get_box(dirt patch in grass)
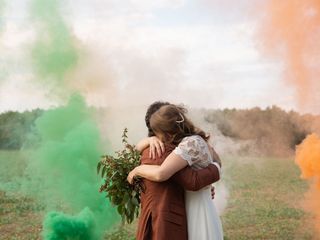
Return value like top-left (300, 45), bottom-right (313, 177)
top-left (0, 191), bottom-right (43, 240)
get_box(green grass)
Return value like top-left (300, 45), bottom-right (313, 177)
top-left (0, 151), bottom-right (317, 239)
top-left (0, 150), bottom-right (27, 183)
top-left (221, 156), bottom-right (314, 240)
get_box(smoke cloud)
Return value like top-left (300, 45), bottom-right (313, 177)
top-left (0, 0), bottom-right (5, 33)
top-left (22, 94), bottom-right (119, 239)
top-left (295, 133), bottom-right (320, 235)
top-left (258, 0), bottom-right (320, 112)
top-left (43, 208), bottom-right (98, 240)
top-left (30, 0), bottom-right (79, 84)
top-left (0, 0), bottom-right (6, 82)
top-left (258, 0), bottom-right (320, 235)
top-left (14, 0), bottom-right (121, 239)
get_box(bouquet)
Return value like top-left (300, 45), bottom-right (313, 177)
top-left (97, 128), bottom-right (143, 224)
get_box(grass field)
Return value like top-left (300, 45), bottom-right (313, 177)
top-left (221, 156), bottom-right (316, 240)
top-left (0, 151), bottom-right (317, 239)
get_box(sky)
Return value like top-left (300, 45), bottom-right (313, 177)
top-left (0, 0), bottom-right (312, 113)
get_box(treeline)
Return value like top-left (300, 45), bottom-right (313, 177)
top-left (204, 106), bottom-right (320, 156)
top-left (0, 109), bottom-right (43, 149)
top-left (1, 106), bottom-right (319, 156)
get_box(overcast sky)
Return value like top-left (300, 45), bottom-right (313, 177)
top-left (0, 0), bottom-right (307, 113)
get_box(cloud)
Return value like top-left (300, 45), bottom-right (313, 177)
top-left (0, 0), bottom-right (311, 113)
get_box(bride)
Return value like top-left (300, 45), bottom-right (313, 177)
top-left (128, 104), bottom-right (223, 240)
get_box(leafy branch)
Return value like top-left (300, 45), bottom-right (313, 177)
top-left (97, 128), bottom-right (143, 224)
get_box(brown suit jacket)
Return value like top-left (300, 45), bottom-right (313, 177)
top-left (136, 145), bottom-right (220, 240)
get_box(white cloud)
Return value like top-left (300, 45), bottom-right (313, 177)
top-left (0, 0), bottom-right (308, 113)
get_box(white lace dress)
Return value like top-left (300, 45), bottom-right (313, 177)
top-left (174, 135), bottom-right (223, 240)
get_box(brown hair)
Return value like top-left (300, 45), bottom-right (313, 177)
top-left (150, 104), bottom-right (209, 145)
top-left (145, 101), bottom-right (170, 137)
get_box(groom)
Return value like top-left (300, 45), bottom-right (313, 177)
top-left (136, 101), bottom-right (221, 240)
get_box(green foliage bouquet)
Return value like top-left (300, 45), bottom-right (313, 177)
top-left (97, 128), bottom-right (143, 224)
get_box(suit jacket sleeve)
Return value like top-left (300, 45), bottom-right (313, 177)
top-left (171, 164), bottom-right (220, 191)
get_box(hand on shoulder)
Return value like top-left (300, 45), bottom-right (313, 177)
top-left (135, 136), bottom-right (165, 159)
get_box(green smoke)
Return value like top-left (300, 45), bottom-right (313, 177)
top-left (43, 208), bottom-right (98, 240)
top-left (30, 0), bottom-right (78, 82)
top-left (24, 1), bottom-right (120, 238)
top-left (23, 94), bottom-right (119, 239)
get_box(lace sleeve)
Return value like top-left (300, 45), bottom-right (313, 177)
top-left (173, 136), bottom-right (206, 166)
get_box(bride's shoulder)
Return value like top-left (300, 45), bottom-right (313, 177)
top-left (179, 135), bottom-right (204, 148)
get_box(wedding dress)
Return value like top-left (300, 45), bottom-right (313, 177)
top-left (174, 135), bottom-right (223, 240)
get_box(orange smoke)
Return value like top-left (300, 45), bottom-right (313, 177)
top-left (259, 0), bottom-right (320, 109)
top-left (295, 133), bottom-right (320, 233)
top-left (260, 2), bottom-right (320, 233)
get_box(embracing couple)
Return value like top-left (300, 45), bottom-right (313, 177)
top-left (127, 101), bottom-right (223, 240)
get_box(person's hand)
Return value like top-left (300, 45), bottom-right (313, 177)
top-left (127, 168), bottom-right (138, 184)
top-left (211, 185), bottom-right (215, 199)
top-left (148, 136), bottom-right (165, 159)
